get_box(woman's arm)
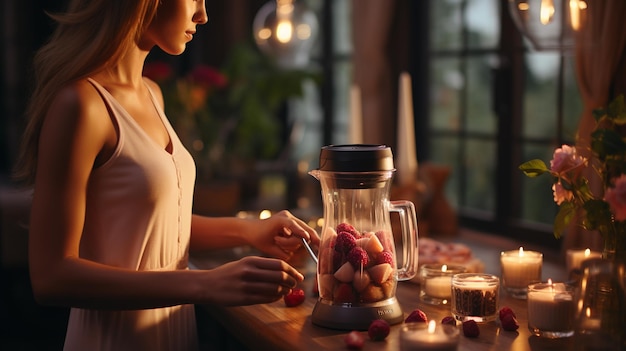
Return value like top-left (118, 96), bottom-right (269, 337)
top-left (189, 211), bottom-right (320, 260)
top-left (28, 81), bottom-right (302, 310)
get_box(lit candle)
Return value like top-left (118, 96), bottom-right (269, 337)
top-left (566, 248), bottom-right (601, 272)
top-left (527, 279), bottom-right (575, 338)
top-left (400, 320), bottom-right (459, 351)
top-left (349, 84), bottom-right (363, 144)
top-left (500, 247), bottom-right (543, 299)
top-left (396, 72), bottom-right (418, 186)
top-left (420, 264), bottom-right (466, 305)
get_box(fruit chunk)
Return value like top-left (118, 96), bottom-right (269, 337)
top-left (368, 319), bottom-right (390, 341)
top-left (404, 309), bottom-right (428, 323)
top-left (334, 283), bottom-right (356, 303)
top-left (347, 247), bottom-right (369, 269)
top-left (359, 284), bottom-right (384, 303)
top-left (441, 316), bottom-right (456, 326)
top-left (336, 231), bottom-right (357, 253)
top-left (368, 263), bottom-right (393, 284)
top-left (462, 320), bottom-right (480, 337)
top-left (318, 247), bottom-right (335, 274)
top-left (500, 313), bottom-right (519, 331)
top-left (364, 234), bottom-right (384, 256)
top-left (318, 273), bottom-right (335, 298)
top-left (334, 262), bottom-right (355, 283)
top-left (375, 251), bottom-right (394, 265)
top-left (283, 288), bottom-right (305, 307)
top-left (499, 306), bottom-right (516, 320)
top-left (337, 223), bottom-right (360, 237)
top-left (353, 271), bottom-right (371, 292)
top-left (344, 330), bottom-right (364, 349)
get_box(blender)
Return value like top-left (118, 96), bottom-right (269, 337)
top-left (305, 144), bottom-right (418, 330)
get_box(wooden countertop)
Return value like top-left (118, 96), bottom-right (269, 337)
top-left (191, 229), bottom-right (573, 351)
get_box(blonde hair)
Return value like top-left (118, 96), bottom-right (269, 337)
top-left (13, 0), bottom-right (160, 185)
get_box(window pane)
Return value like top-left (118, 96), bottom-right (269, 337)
top-left (431, 57), bottom-right (462, 132)
top-left (431, 0), bottom-right (463, 51)
top-left (466, 55), bottom-right (497, 134)
top-left (463, 138), bottom-right (496, 212)
top-left (522, 52), bottom-right (559, 139)
top-left (465, 0), bottom-right (499, 49)
top-left (430, 136), bottom-right (460, 209)
top-left (562, 56), bottom-right (582, 142)
top-left (332, 0), bottom-right (352, 55)
top-left (332, 60), bottom-right (352, 144)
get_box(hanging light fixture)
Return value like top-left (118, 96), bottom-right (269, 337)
top-left (253, 0), bottom-right (318, 69)
top-left (508, 0), bottom-right (588, 51)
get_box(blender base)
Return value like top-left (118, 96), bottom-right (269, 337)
top-left (311, 297), bottom-right (404, 330)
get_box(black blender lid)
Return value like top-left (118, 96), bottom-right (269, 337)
top-left (318, 144), bottom-right (395, 172)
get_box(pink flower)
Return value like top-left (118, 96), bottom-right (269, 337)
top-left (605, 175), bottom-right (626, 221)
top-left (550, 145), bottom-right (587, 180)
top-left (143, 62), bottom-right (173, 82)
top-left (552, 182), bottom-right (574, 205)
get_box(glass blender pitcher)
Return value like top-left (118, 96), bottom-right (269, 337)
top-left (308, 144), bottom-right (418, 330)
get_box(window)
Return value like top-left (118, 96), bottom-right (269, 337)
top-left (416, 0), bottom-right (582, 249)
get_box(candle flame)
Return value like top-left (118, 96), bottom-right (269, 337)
top-left (584, 248), bottom-right (591, 257)
top-left (441, 264), bottom-right (448, 273)
top-left (518, 247), bottom-right (525, 257)
top-left (540, 0), bottom-right (555, 25)
top-left (585, 307), bottom-right (591, 318)
top-left (427, 320), bottom-right (436, 334)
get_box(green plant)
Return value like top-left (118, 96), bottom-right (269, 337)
top-left (519, 95), bottom-right (626, 240)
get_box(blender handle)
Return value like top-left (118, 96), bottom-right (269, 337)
top-left (389, 200), bottom-right (418, 281)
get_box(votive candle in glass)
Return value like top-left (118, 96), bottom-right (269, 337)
top-left (566, 248), bottom-right (601, 273)
top-left (500, 247), bottom-right (542, 299)
top-left (400, 320), bottom-right (460, 351)
top-left (420, 264), bottom-right (467, 305)
top-left (527, 280), bottom-right (575, 338)
top-left (451, 273), bottom-right (499, 323)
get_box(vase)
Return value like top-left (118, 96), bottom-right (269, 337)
top-left (601, 220), bottom-right (626, 265)
top-left (572, 258), bottom-right (626, 350)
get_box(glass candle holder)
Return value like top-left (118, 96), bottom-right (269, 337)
top-left (451, 273), bottom-right (499, 323)
top-left (500, 247), bottom-right (542, 299)
top-left (565, 248), bottom-right (601, 273)
top-left (527, 280), bottom-right (575, 338)
top-left (419, 264), bottom-right (467, 306)
top-left (399, 320), bottom-right (460, 351)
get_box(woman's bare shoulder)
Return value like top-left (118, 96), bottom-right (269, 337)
top-left (47, 79), bottom-right (108, 123)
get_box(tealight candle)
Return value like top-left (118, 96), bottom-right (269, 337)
top-left (527, 279), bottom-right (575, 338)
top-left (500, 247), bottom-right (542, 299)
top-left (400, 320), bottom-right (460, 351)
top-left (566, 248), bottom-right (602, 273)
top-left (420, 264), bottom-right (467, 305)
top-left (451, 273), bottom-right (499, 323)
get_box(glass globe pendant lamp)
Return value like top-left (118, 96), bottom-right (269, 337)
top-left (253, 0), bottom-right (319, 69)
top-left (508, 0), bottom-right (588, 51)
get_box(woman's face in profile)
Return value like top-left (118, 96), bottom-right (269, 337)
top-left (141, 0), bottom-right (208, 55)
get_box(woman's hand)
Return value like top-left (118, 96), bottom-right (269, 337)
top-left (248, 210), bottom-right (320, 261)
top-left (201, 256), bottom-right (303, 306)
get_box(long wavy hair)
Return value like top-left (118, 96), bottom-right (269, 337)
top-left (13, 0), bottom-right (160, 185)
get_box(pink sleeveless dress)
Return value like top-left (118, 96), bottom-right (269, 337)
top-left (63, 78), bottom-right (199, 351)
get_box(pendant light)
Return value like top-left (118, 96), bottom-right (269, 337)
top-left (508, 0), bottom-right (588, 51)
top-left (253, 0), bottom-right (318, 69)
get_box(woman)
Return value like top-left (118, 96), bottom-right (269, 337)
top-left (13, 0), bottom-right (319, 350)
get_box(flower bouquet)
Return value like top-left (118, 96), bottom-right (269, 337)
top-left (519, 95), bottom-right (626, 260)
